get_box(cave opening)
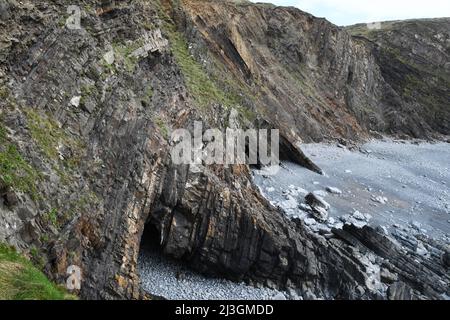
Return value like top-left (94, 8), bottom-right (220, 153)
top-left (139, 221), bottom-right (163, 257)
top-left (137, 218), bottom-right (287, 300)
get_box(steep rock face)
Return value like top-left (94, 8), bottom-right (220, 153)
top-left (347, 19), bottom-right (450, 137)
top-left (0, 0), bottom-right (448, 300)
top-left (150, 159), bottom-right (450, 299)
top-left (179, 0), bottom-right (376, 142)
top-left (179, 0), bottom-right (449, 140)
top-left (0, 0), bottom-right (184, 299)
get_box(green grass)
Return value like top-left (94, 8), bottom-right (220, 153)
top-left (25, 109), bottom-right (64, 161)
top-left (141, 85), bottom-right (154, 108)
top-left (40, 234), bottom-right (50, 244)
top-left (0, 243), bottom-right (76, 300)
top-left (79, 83), bottom-right (97, 107)
top-left (100, 57), bottom-right (117, 78)
top-left (25, 109), bottom-right (85, 177)
top-left (141, 21), bottom-right (156, 31)
top-left (345, 24), bottom-right (378, 37)
top-left (169, 30), bottom-right (239, 109)
top-left (154, 116), bottom-right (169, 140)
top-left (112, 41), bottom-right (142, 73)
top-left (43, 208), bottom-right (59, 229)
top-left (57, 192), bottom-right (100, 228)
top-left (380, 47), bottom-right (450, 116)
top-left (156, 1), bottom-right (256, 123)
top-left (29, 246), bottom-right (46, 270)
top-left (0, 109), bottom-right (41, 199)
top-left (169, 28), bottom-right (258, 121)
top-left (0, 86), bottom-right (8, 100)
top-left (0, 144), bottom-right (41, 199)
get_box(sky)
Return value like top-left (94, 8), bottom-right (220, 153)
top-left (250, 0), bottom-right (450, 26)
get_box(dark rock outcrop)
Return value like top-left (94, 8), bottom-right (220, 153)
top-left (305, 192), bottom-right (330, 222)
top-left (443, 247), bottom-right (450, 268)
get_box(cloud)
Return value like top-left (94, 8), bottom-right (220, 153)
top-left (250, 0), bottom-right (450, 25)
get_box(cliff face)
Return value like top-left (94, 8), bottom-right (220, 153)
top-left (179, 0), bottom-right (449, 141)
top-left (347, 18), bottom-right (450, 137)
top-left (0, 0), bottom-right (449, 300)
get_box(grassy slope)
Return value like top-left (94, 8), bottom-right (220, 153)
top-left (0, 244), bottom-right (76, 300)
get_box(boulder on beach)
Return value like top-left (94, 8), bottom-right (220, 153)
top-left (305, 192), bottom-right (331, 222)
top-left (305, 192), bottom-right (331, 211)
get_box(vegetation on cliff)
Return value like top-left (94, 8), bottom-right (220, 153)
top-left (0, 243), bottom-right (75, 300)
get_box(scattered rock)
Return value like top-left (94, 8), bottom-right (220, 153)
top-left (369, 131), bottom-right (384, 139)
top-left (317, 224), bottom-right (332, 235)
top-left (305, 192), bottom-right (330, 222)
top-left (130, 29), bottom-right (169, 58)
top-left (17, 207), bottom-right (35, 221)
top-left (415, 242), bottom-right (429, 257)
top-left (20, 220), bottom-right (40, 244)
top-left (70, 96), bottom-right (81, 108)
top-left (272, 292), bottom-right (287, 300)
top-left (371, 195), bottom-right (388, 204)
top-left (279, 195), bottom-right (298, 210)
top-left (311, 207), bottom-right (329, 222)
top-left (326, 186), bottom-right (342, 195)
top-left (304, 218), bottom-right (317, 226)
top-left (299, 203), bottom-right (311, 212)
top-left (410, 221), bottom-right (422, 231)
top-left (380, 268), bottom-right (398, 284)
top-left (295, 187), bottom-right (309, 195)
top-left (287, 288), bottom-right (302, 300)
top-left (313, 190), bottom-right (328, 198)
top-left (387, 282), bottom-right (413, 300)
top-left (4, 191), bottom-right (18, 207)
top-left (283, 185), bottom-right (308, 197)
top-left (3, 0), bottom-right (450, 302)
top-left (376, 225), bottom-right (390, 235)
top-left (303, 290), bottom-right (317, 300)
top-left (175, 271), bottom-right (186, 282)
top-left (352, 210), bottom-right (367, 221)
top-left (340, 212), bottom-right (370, 229)
top-left (103, 50), bottom-right (115, 65)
